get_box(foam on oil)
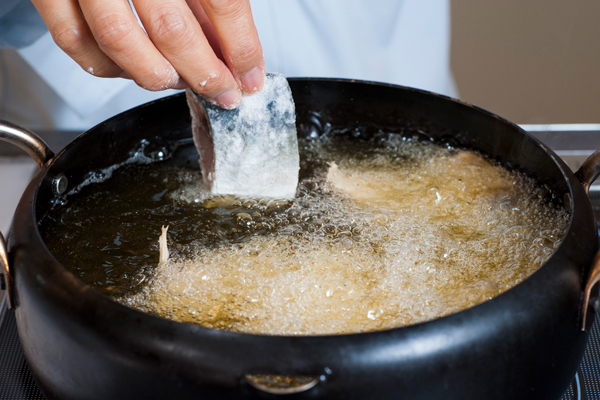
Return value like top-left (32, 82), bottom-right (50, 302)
top-left (106, 134), bottom-right (569, 335)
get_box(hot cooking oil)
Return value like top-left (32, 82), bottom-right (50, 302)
top-left (40, 131), bottom-right (569, 335)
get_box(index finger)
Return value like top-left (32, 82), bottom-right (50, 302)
top-left (31, 0), bottom-right (123, 77)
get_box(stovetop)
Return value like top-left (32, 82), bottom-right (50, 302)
top-left (0, 125), bottom-right (599, 399)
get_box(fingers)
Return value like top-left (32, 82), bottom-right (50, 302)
top-left (33, 0), bottom-right (265, 108)
top-left (185, 0), bottom-right (225, 62)
top-left (79, 0), bottom-right (183, 92)
top-left (132, 0), bottom-right (241, 107)
top-left (199, 0), bottom-right (265, 94)
top-left (31, 0), bottom-right (123, 77)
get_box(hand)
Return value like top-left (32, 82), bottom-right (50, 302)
top-left (31, 0), bottom-right (265, 109)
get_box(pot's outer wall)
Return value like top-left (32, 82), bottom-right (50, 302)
top-left (8, 79), bottom-right (596, 400)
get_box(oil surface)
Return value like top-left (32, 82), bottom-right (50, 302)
top-left (40, 131), bottom-right (569, 335)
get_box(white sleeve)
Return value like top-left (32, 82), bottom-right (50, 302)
top-left (18, 33), bottom-right (131, 118)
top-left (0, 33), bottom-right (174, 131)
top-left (251, 0), bottom-right (456, 97)
top-left (0, 0), bottom-right (48, 49)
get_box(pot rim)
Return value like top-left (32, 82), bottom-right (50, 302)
top-left (22, 78), bottom-right (595, 341)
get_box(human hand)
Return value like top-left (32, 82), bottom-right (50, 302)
top-left (31, 0), bottom-right (265, 109)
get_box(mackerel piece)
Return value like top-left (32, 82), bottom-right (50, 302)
top-left (186, 73), bottom-right (299, 199)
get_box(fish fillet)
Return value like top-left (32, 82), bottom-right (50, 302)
top-left (186, 73), bottom-right (299, 199)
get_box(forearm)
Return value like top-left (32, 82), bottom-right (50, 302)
top-left (0, 0), bottom-right (47, 48)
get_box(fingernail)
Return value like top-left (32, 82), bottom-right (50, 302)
top-left (240, 67), bottom-right (264, 94)
top-left (171, 77), bottom-right (189, 90)
top-left (214, 89), bottom-right (241, 109)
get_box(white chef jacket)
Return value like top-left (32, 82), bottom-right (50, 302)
top-left (0, 0), bottom-right (456, 131)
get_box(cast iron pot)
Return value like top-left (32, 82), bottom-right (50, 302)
top-left (1, 79), bottom-right (599, 400)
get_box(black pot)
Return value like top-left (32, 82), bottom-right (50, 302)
top-left (1, 79), bottom-right (599, 400)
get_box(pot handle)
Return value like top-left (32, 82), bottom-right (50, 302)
top-left (0, 120), bottom-right (54, 168)
top-left (0, 234), bottom-right (10, 308)
top-left (575, 150), bottom-right (600, 331)
top-left (0, 120), bottom-right (55, 309)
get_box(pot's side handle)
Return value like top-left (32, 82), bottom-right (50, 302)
top-left (0, 233), bottom-right (10, 308)
top-left (576, 149), bottom-right (600, 195)
top-left (0, 120), bottom-right (54, 168)
top-left (0, 120), bottom-right (55, 309)
top-left (581, 252), bottom-right (600, 331)
top-left (575, 150), bottom-right (600, 331)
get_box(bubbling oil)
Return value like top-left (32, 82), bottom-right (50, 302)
top-left (122, 135), bottom-right (567, 335)
top-left (40, 132), bottom-right (569, 336)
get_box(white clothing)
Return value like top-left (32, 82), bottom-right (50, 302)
top-left (0, 0), bottom-right (456, 131)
